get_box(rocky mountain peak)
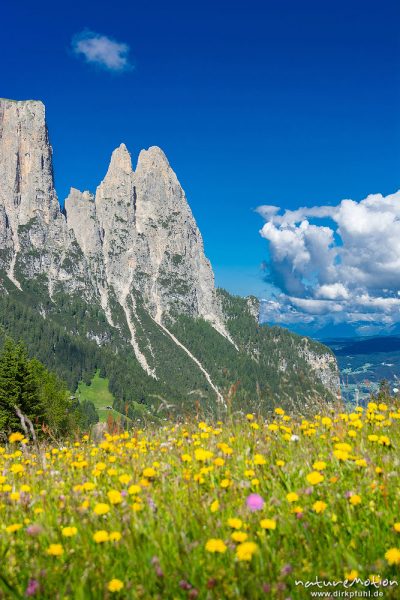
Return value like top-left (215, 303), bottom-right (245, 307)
top-left (136, 146), bottom-right (170, 171)
top-left (106, 143), bottom-right (133, 178)
top-left (0, 98), bottom-right (340, 406)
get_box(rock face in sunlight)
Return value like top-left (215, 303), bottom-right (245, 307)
top-left (0, 98), bottom-right (339, 414)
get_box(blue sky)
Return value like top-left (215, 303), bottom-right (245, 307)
top-left (2, 0), bottom-right (399, 304)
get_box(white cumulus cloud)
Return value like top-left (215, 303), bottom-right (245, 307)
top-left (71, 30), bottom-right (133, 72)
top-left (257, 190), bottom-right (400, 333)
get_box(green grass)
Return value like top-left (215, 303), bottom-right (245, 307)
top-left (76, 371), bottom-right (125, 423)
top-left (0, 400), bottom-right (399, 598)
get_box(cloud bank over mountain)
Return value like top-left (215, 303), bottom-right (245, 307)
top-left (257, 190), bottom-right (400, 336)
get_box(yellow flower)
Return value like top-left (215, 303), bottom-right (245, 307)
top-left (128, 484), bottom-right (141, 495)
top-left (47, 544), bottom-right (64, 556)
top-left (93, 503), bottom-right (110, 515)
top-left (10, 464), bottom-right (24, 474)
top-left (219, 444), bottom-right (233, 456)
top-left (205, 538), bottom-right (227, 553)
top-left (107, 579), bottom-right (124, 593)
top-left (312, 501), bottom-right (327, 514)
top-left (334, 442), bottom-right (352, 452)
top-left (118, 474), bottom-right (131, 485)
top-left (268, 424), bottom-right (279, 432)
top-left (394, 523), bottom-right (400, 533)
top-left (306, 471), bottom-right (324, 485)
top-left (253, 454), bottom-right (266, 465)
top-left (181, 453), bottom-right (192, 462)
top-left (231, 531), bottom-right (248, 542)
top-left (227, 518), bottom-right (242, 529)
top-left (276, 460), bottom-right (285, 467)
top-left (344, 569), bottom-right (358, 581)
top-left (236, 541), bottom-right (258, 561)
top-left (93, 530), bottom-right (109, 543)
top-left (312, 461), bottom-right (327, 471)
top-left (8, 432), bottom-right (24, 443)
top-left (131, 502), bottom-right (143, 512)
top-left (349, 495), bottom-right (362, 506)
top-left (82, 482), bottom-right (96, 492)
top-left (107, 490), bottom-right (123, 505)
top-left (214, 457), bottom-right (225, 467)
top-left (260, 518), bottom-right (276, 530)
top-left (194, 449), bottom-right (213, 462)
top-left (333, 450), bottom-right (349, 461)
top-left (143, 466), bottom-right (157, 478)
top-left (62, 526), bottom-right (77, 537)
top-left (368, 434), bottom-right (379, 442)
top-left (275, 407), bottom-right (284, 415)
top-left (246, 413), bottom-right (254, 420)
top-left (210, 500), bottom-right (219, 513)
top-left (379, 436), bottom-right (391, 447)
top-left (286, 492), bottom-right (299, 503)
top-left (220, 478), bottom-right (231, 488)
top-left (385, 548), bottom-right (400, 565)
top-left (6, 523), bottom-right (23, 533)
top-left (109, 531), bottom-right (122, 542)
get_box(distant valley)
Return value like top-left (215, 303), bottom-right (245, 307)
top-left (326, 336), bottom-right (400, 403)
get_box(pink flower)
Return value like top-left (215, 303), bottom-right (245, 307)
top-left (246, 493), bottom-right (265, 511)
top-left (26, 524), bottom-right (42, 537)
top-left (25, 579), bottom-right (40, 596)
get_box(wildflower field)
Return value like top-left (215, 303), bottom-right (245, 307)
top-left (0, 402), bottom-right (399, 599)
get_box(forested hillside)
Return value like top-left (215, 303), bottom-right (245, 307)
top-left (0, 279), bottom-right (338, 419)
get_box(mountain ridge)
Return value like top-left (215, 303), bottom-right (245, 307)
top-left (0, 98), bottom-right (340, 416)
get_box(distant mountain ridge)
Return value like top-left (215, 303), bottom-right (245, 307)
top-left (330, 336), bottom-right (400, 356)
top-left (0, 98), bottom-right (339, 416)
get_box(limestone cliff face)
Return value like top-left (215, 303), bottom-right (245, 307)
top-left (64, 143), bottom-right (227, 338)
top-left (0, 99), bottom-right (85, 294)
top-left (0, 98), bottom-right (230, 380)
top-left (0, 99), bottom-right (226, 326)
top-left (0, 100), bottom-right (59, 287)
top-left (0, 100), bottom-right (58, 226)
top-left (0, 98), bottom-right (340, 402)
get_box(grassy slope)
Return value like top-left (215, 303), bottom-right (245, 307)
top-left (76, 371), bottom-right (124, 423)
